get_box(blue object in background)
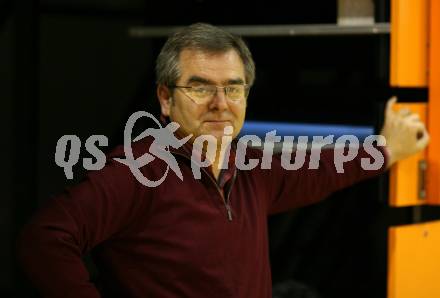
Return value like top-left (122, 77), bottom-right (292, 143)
top-left (240, 121), bottom-right (375, 141)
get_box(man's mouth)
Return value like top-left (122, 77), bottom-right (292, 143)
top-left (203, 119), bottom-right (231, 123)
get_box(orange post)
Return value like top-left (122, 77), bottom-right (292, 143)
top-left (427, 0), bottom-right (440, 205)
top-left (390, 0), bottom-right (429, 87)
top-left (388, 221), bottom-right (440, 298)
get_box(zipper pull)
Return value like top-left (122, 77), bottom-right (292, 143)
top-left (226, 205), bottom-right (233, 221)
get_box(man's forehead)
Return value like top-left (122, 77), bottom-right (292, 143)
top-left (178, 49), bottom-right (245, 83)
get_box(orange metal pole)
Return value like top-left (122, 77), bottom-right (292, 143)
top-left (390, 0), bottom-right (429, 87)
top-left (427, 0), bottom-right (440, 205)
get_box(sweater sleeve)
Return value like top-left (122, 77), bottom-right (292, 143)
top-left (16, 147), bottom-right (147, 298)
top-left (267, 145), bottom-right (389, 215)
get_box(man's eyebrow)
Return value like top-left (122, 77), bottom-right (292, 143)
top-left (225, 78), bottom-right (245, 85)
top-left (186, 76), bottom-right (214, 85)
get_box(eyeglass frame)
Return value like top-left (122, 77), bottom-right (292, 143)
top-left (168, 84), bottom-right (251, 105)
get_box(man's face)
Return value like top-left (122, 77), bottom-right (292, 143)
top-left (160, 48), bottom-right (247, 143)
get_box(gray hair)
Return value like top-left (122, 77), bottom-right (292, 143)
top-left (155, 23), bottom-right (255, 87)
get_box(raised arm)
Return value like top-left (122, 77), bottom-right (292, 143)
top-left (267, 97), bottom-right (429, 215)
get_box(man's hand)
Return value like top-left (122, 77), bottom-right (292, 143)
top-left (380, 97), bottom-right (430, 168)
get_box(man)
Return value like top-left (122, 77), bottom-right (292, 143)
top-left (18, 23), bottom-right (429, 298)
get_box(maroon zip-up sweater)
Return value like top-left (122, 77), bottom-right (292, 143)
top-left (17, 136), bottom-right (388, 298)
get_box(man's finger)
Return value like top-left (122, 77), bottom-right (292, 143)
top-left (410, 121), bottom-right (426, 131)
top-left (398, 108), bottom-right (412, 117)
top-left (406, 113), bottom-right (421, 122)
top-left (386, 96), bottom-right (397, 118)
top-left (408, 121), bottom-right (428, 141)
top-left (416, 129), bottom-right (430, 150)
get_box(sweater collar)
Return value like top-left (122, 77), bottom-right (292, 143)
top-left (159, 114), bottom-right (238, 184)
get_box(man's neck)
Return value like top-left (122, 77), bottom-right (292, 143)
top-left (208, 144), bottom-right (230, 180)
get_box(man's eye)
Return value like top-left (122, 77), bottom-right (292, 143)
top-left (227, 86), bottom-right (243, 96)
top-left (228, 87), bottom-right (240, 94)
top-left (192, 87), bottom-right (210, 94)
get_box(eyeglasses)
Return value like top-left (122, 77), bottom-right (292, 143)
top-left (169, 84), bottom-right (250, 105)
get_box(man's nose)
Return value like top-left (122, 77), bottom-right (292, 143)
top-left (209, 88), bottom-right (228, 110)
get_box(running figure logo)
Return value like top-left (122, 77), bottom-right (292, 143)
top-left (114, 111), bottom-right (192, 187)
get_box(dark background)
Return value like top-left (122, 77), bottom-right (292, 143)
top-left (2, 0), bottom-right (440, 297)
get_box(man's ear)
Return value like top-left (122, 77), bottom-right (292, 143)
top-left (157, 84), bottom-right (172, 116)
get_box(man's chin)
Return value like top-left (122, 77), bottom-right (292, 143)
top-left (203, 120), bottom-right (231, 128)
top-left (202, 126), bottom-right (234, 139)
